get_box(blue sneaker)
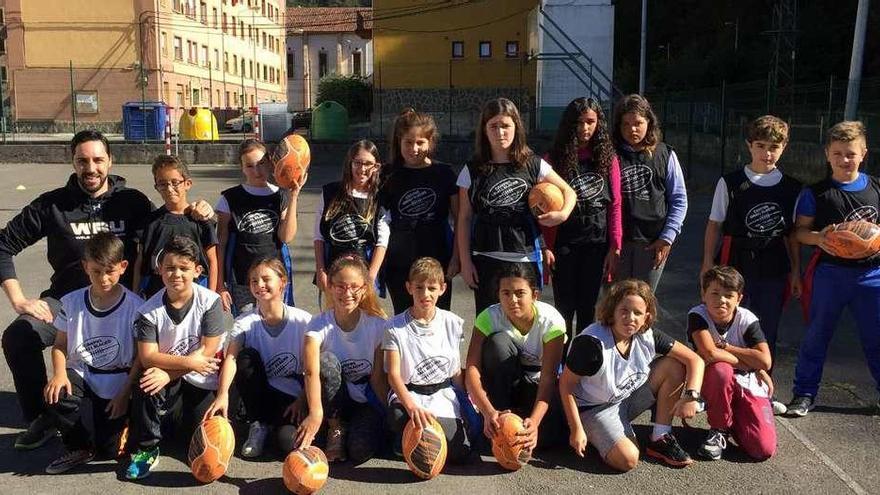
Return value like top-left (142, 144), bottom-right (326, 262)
top-left (125, 446), bottom-right (160, 480)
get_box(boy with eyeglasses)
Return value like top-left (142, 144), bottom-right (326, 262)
top-left (133, 155), bottom-right (219, 298)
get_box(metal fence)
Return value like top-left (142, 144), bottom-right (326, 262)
top-left (649, 76), bottom-right (880, 184)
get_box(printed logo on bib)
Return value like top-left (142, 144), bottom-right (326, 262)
top-left (483, 177), bottom-right (529, 208)
top-left (237, 209), bottom-right (279, 234)
top-left (265, 352), bottom-right (299, 378)
top-left (329, 214), bottom-right (369, 244)
top-left (398, 187), bottom-right (437, 218)
top-left (341, 359), bottom-right (371, 381)
top-left (168, 335), bottom-right (201, 356)
top-left (412, 356), bottom-right (451, 385)
top-left (75, 336), bottom-right (120, 368)
top-left (846, 205), bottom-right (879, 222)
top-left (621, 164), bottom-right (653, 200)
top-left (745, 202), bottom-right (784, 235)
top-left (609, 371), bottom-right (648, 403)
top-left (571, 172), bottom-right (605, 203)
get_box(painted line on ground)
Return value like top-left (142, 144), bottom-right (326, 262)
top-left (776, 417), bottom-right (868, 495)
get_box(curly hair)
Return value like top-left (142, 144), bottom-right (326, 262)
top-left (612, 94), bottom-right (662, 157)
top-left (548, 97), bottom-right (615, 179)
top-left (595, 279), bottom-right (657, 333)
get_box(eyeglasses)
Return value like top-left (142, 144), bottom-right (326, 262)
top-left (351, 160), bottom-right (378, 170)
top-left (154, 179), bottom-right (188, 190)
top-left (331, 283), bottom-right (365, 295)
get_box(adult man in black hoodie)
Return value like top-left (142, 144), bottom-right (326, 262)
top-left (0, 130), bottom-right (155, 450)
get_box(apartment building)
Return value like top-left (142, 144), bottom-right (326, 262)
top-left (0, 0), bottom-right (286, 130)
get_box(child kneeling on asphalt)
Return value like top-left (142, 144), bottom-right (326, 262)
top-left (559, 279), bottom-right (704, 471)
top-left (44, 232), bottom-right (145, 474)
top-left (125, 236), bottom-right (226, 480)
top-left (689, 266), bottom-right (776, 461)
top-left (384, 257), bottom-right (472, 462)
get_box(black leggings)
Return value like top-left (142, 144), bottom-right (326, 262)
top-left (552, 243), bottom-right (606, 341)
top-left (235, 348), bottom-right (298, 426)
top-left (480, 331), bottom-right (565, 449)
top-left (46, 371), bottom-right (128, 458)
top-left (1, 297), bottom-right (62, 422)
top-left (472, 256), bottom-right (539, 315)
top-left (129, 376), bottom-right (215, 449)
top-left (319, 351), bottom-right (384, 464)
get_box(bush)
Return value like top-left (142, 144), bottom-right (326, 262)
top-left (316, 75), bottom-right (372, 120)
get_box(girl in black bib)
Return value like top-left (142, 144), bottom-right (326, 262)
top-left (313, 141), bottom-right (389, 302)
top-left (216, 139), bottom-right (304, 314)
top-left (381, 109), bottom-right (459, 314)
top-left (544, 97), bottom-right (622, 341)
top-left (456, 98), bottom-right (576, 314)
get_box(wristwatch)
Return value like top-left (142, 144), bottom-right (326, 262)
top-left (682, 389), bottom-right (701, 401)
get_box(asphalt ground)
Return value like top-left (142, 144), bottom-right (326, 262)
top-left (0, 160), bottom-right (877, 494)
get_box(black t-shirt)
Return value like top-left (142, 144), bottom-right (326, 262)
top-left (565, 328), bottom-right (675, 377)
top-left (381, 162), bottom-right (458, 268)
top-left (138, 207), bottom-right (218, 297)
top-left (135, 295), bottom-right (225, 343)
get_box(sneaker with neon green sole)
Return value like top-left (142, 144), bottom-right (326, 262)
top-left (125, 446), bottom-right (160, 480)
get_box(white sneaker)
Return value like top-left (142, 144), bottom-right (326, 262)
top-left (772, 398), bottom-right (788, 416)
top-left (241, 421), bottom-right (269, 458)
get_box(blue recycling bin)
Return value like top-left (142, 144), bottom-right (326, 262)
top-left (123, 101), bottom-right (167, 141)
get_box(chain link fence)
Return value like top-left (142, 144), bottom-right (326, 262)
top-left (650, 76), bottom-right (880, 186)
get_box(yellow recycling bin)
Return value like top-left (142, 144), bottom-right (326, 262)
top-left (178, 107), bottom-right (219, 141)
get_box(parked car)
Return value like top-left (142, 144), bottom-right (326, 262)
top-left (225, 112), bottom-right (255, 132)
top-left (291, 109), bottom-right (312, 130)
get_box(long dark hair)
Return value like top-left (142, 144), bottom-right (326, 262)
top-left (612, 94), bottom-right (662, 157)
top-left (472, 98), bottom-right (532, 175)
top-left (324, 140), bottom-right (381, 223)
top-left (548, 97), bottom-right (615, 178)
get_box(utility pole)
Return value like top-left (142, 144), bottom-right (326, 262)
top-left (638, 0), bottom-right (647, 94)
top-left (845, 0), bottom-right (870, 120)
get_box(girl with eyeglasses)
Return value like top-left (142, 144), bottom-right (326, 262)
top-left (300, 254), bottom-right (388, 463)
top-left (313, 140), bottom-right (390, 297)
top-left (215, 138), bottom-right (305, 315)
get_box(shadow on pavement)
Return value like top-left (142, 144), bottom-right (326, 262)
top-left (328, 463), bottom-right (420, 484)
top-left (236, 476), bottom-right (286, 494)
top-left (0, 392), bottom-right (27, 429)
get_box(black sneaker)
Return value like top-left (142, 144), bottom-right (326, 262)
top-left (646, 433), bottom-right (694, 467)
top-left (787, 395), bottom-right (815, 417)
top-left (15, 413), bottom-right (59, 451)
top-left (697, 429), bottom-right (728, 461)
top-left (46, 449), bottom-right (95, 474)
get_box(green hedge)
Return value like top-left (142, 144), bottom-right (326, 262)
top-left (316, 75), bottom-right (372, 120)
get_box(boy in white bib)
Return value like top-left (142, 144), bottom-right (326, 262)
top-left (384, 257), bottom-right (471, 462)
top-left (125, 236), bottom-right (225, 480)
top-left (689, 266), bottom-right (776, 461)
top-left (44, 233), bottom-right (144, 474)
